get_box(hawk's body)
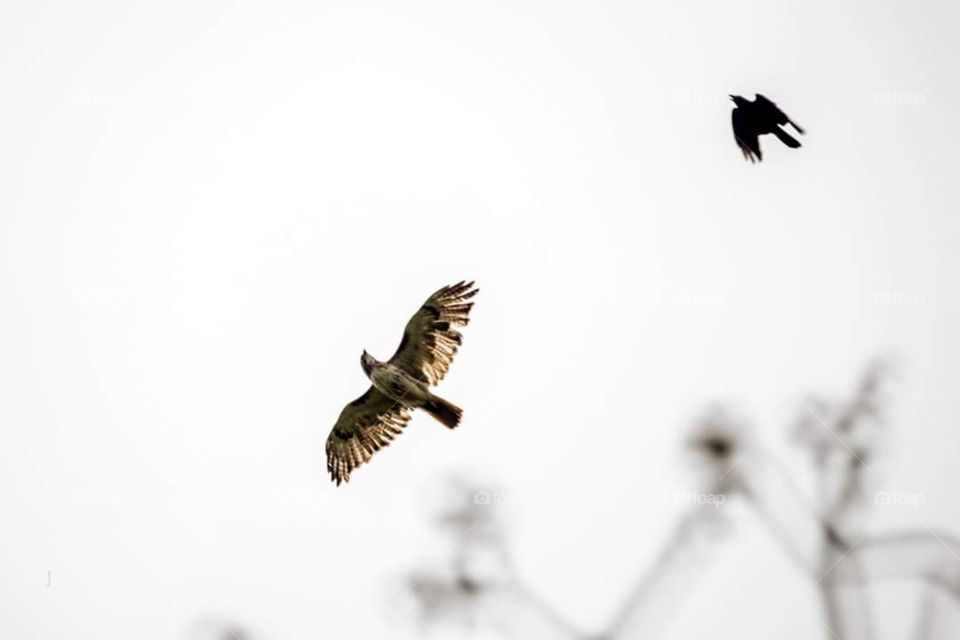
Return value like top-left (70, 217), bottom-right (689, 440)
top-left (326, 281), bottom-right (478, 485)
top-left (363, 354), bottom-right (434, 410)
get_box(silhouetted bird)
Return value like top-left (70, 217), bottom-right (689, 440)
top-left (730, 94), bottom-right (805, 162)
top-left (326, 281), bottom-right (478, 485)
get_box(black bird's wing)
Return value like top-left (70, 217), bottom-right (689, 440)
top-left (771, 126), bottom-right (802, 148)
top-left (732, 108), bottom-right (762, 162)
top-left (388, 281), bottom-right (478, 386)
top-left (755, 94), bottom-right (805, 134)
top-left (326, 387), bottom-right (411, 485)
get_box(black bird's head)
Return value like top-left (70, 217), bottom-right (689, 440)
top-left (360, 350), bottom-right (377, 377)
top-left (729, 94), bottom-right (749, 108)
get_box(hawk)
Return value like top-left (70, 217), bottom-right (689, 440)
top-left (730, 94), bottom-right (805, 162)
top-left (325, 281), bottom-right (478, 485)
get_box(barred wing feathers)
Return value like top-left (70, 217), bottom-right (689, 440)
top-left (326, 387), bottom-right (411, 485)
top-left (389, 281), bottom-right (478, 386)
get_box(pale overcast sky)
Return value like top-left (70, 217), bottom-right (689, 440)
top-left (1, 1), bottom-right (959, 638)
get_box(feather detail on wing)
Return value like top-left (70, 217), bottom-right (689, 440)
top-left (326, 387), bottom-right (411, 485)
top-left (389, 281), bottom-right (478, 386)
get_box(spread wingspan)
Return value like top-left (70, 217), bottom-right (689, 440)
top-left (325, 281), bottom-right (478, 486)
top-left (326, 387), bottom-right (411, 485)
top-left (389, 281), bottom-right (478, 386)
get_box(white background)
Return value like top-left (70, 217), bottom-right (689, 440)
top-left (1, 1), bottom-right (959, 638)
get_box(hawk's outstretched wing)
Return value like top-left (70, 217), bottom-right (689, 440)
top-left (389, 281), bottom-right (478, 386)
top-left (326, 387), bottom-right (411, 485)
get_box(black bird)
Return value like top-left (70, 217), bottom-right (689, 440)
top-left (730, 94), bottom-right (805, 162)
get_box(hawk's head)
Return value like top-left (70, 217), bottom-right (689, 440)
top-left (360, 350), bottom-right (378, 377)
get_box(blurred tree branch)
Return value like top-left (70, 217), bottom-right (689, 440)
top-left (399, 361), bottom-right (960, 640)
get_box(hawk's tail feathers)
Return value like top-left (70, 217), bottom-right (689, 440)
top-left (422, 396), bottom-right (462, 429)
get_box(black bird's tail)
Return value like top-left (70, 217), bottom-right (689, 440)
top-left (422, 395), bottom-right (463, 429)
top-left (772, 126), bottom-right (802, 148)
top-left (787, 118), bottom-right (805, 135)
